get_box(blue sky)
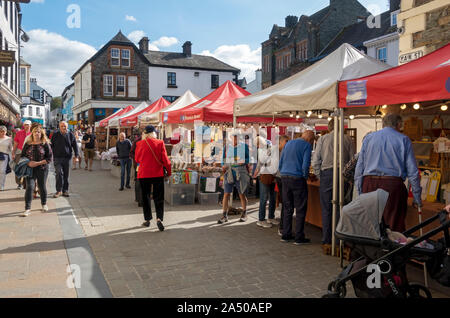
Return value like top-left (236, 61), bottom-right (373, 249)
top-left (21, 0), bottom-right (389, 96)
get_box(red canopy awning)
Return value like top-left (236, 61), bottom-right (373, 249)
top-left (119, 98), bottom-right (170, 127)
top-left (164, 81), bottom-right (302, 124)
top-left (339, 43), bottom-right (450, 108)
top-left (98, 105), bottom-right (134, 128)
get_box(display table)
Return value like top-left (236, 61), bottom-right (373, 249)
top-left (306, 180), bottom-right (322, 228)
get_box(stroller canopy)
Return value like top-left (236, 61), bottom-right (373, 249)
top-left (336, 189), bottom-right (389, 240)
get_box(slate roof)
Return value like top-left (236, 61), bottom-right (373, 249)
top-left (319, 10), bottom-right (396, 56)
top-left (144, 51), bottom-right (240, 73)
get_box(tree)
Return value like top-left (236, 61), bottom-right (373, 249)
top-left (51, 96), bottom-right (62, 110)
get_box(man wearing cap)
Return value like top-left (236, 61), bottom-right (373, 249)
top-left (82, 126), bottom-right (97, 171)
top-left (12, 120), bottom-right (32, 189)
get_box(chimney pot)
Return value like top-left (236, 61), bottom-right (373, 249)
top-left (139, 37), bottom-right (149, 54)
top-left (183, 41), bottom-right (192, 57)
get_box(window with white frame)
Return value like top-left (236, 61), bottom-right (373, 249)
top-left (391, 10), bottom-right (400, 26)
top-left (116, 75), bottom-right (125, 96)
top-left (36, 107), bottom-right (42, 118)
top-left (28, 106), bottom-right (32, 117)
top-left (111, 48), bottom-right (120, 67)
top-left (128, 76), bottom-right (137, 98)
top-left (376, 47), bottom-right (387, 63)
top-left (20, 67), bottom-right (26, 95)
top-left (103, 75), bottom-right (113, 96)
top-left (121, 49), bottom-right (130, 67)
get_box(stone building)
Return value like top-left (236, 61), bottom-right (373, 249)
top-left (398, 0), bottom-right (450, 65)
top-left (261, 0), bottom-right (371, 89)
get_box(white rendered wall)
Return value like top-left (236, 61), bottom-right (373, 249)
top-left (366, 37), bottom-right (399, 67)
top-left (148, 66), bottom-right (234, 101)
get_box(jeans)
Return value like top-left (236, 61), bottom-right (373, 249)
top-left (275, 177), bottom-right (284, 231)
top-left (139, 177), bottom-right (165, 221)
top-left (319, 169), bottom-right (334, 245)
top-left (54, 157), bottom-right (70, 193)
top-left (119, 158), bottom-right (132, 188)
top-left (25, 167), bottom-right (48, 210)
top-left (281, 176), bottom-right (308, 242)
top-left (258, 179), bottom-right (276, 221)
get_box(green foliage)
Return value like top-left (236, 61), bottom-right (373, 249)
top-left (51, 96), bottom-right (62, 110)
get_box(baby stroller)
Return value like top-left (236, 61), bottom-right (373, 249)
top-left (323, 189), bottom-right (450, 298)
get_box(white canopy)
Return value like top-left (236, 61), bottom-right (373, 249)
top-left (139, 90), bottom-right (200, 125)
top-left (234, 43), bottom-right (390, 117)
top-left (108, 102), bottom-right (148, 127)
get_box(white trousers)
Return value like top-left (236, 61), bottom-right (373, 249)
top-left (0, 159), bottom-right (8, 190)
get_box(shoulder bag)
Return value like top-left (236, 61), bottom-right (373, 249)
top-left (144, 139), bottom-right (169, 178)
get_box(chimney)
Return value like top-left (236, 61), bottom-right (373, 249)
top-left (183, 41), bottom-right (192, 57)
top-left (285, 15), bottom-right (298, 28)
top-left (139, 37), bottom-right (149, 54)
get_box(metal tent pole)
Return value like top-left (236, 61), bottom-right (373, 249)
top-left (331, 110), bottom-right (339, 257)
top-left (338, 109), bottom-right (345, 264)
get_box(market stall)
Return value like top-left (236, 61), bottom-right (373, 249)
top-left (95, 105), bottom-right (135, 151)
top-left (338, 43), bottom-right (450, 238)
top-left (234, 43), bottom-right (390, 253)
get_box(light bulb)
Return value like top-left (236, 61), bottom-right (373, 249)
top-left (400, 104), bottom-right (407, 110)
top-left (290, 113), bottom-right (294, 118)
top-left (327, 117), bottom-right (332, 122)
top-left (318, 114), bottom-right (323, 119)
top-left (413, 103), bottom-right (420, 110)
top-left (307, 111), bottom-right (312, 117)
top-left (382, 105), bottom-right (387, 109)
top-left (349, 115), bottom-right (355, 120)
top-left (296, 115), bottom-right (300, 119)
top-left (441, 104), bottom-right (448, 111)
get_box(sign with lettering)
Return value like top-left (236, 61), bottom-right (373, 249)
top-left (0, 50), bottom-right (15, 67)
top-left (399, 50), bottom-right (424, 64)
top-left (68, 120), bottom-right (78, 125)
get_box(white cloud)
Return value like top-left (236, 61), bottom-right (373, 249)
top-left (152, 36), bottom-right (178, 48)
top-left (21, 29), bottom-right (97, 96)
top-left (125, 15), bottom-right (137, 22)
top-left (127, 31), bottom-right (179, 51)
top-left (200, 44), bottom-right (261, 82)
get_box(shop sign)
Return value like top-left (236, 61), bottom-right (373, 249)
top-left (399, 50), bottom-right (423, 64)
top-left (0, 50), bottom-right (16, 67)
top-left (68, 120), bottom-right (78, 125)
top-left (346, 80), bottom-right (368, 106)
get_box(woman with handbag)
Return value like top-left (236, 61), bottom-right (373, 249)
top-left (135, 125), bottom-right (171, 231)
top-left (253, 136), bottom-right (279, 228)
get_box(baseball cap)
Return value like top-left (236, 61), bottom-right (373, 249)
top-left (145, 125), bottom-right (158, 134)
top-left (23, 120), bottom-right (32, 125)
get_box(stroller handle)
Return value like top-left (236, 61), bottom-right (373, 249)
top-left (403, 209), bottom-right (449, 237)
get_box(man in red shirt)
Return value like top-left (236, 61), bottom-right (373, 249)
top-left (12, 120), bottom-right (32, 189)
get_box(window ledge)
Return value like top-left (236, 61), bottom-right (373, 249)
top-left (167, 85), bottom-right (178, 88)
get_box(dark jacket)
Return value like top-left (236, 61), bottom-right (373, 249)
top-left (14, 157), bottom-right (33, 178)
top-left (51, 131), bottom-right (79, 159)
top-left (116, 139), bottom-right (132, 159)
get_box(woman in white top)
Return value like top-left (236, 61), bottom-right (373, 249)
top-left (0, 125), bottom-right (13, 191)
top-left (73, 128), bottom-right (83, 169)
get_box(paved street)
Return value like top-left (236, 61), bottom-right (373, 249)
top-left (1, 161), bottom-right (449, 298)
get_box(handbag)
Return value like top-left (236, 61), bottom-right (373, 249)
top-left (145, 139), bottom-right (169, 178)
top-left (260, 174), bottom-right (274, 185)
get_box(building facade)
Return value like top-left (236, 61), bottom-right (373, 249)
top-left (261, 0), bottom-right (370, 88)
top-left (398, 0), bottom-right (450, 65)
top-left (61, 82), bottom-right (74, 126)
top-left (245, 69), bottom-right (262, 94)
top-left (0, 1), bottom-right (22, 128)
top-left (72, 31), bottom-right (151, 126)
top-left (20, 98), bottom-right (46, 127)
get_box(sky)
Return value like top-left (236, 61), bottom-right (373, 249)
top-left (21, 0), bottom-right (390, 96)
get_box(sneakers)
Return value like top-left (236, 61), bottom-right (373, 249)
top-left (294, 238), bottom-right (312, 245)
top-left (268, 218), bottom-right (280, 226)
top-left (126, 185), bottom-right (131, 189)
top-left (42, 205), bottom-right (49, 212)
top-left (22, 210), bottom-right (31, 217)
top-left (239, 211), bottom-right (247, 222)
top-left (119, 187), bottom-right (124, 191)
top-left (157, 220), bottom-right (165, 232)
top-left (62, 192), bottom-right (70, 197)
top-left (278, 228), bottom-right (283, 236)
top-left (53, 192), bottom-right (62, 198)
top-left (256, 220), bottom-right (272, 228)
top-left (217, 213), bottom-right (228, 224)
top-left (280, 236), bottom-right (294, 243)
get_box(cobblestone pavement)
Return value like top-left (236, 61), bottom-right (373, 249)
top-left (0, 173), bottom-right (76, 298)
top-left (1, 161), bottom-right (449, 298)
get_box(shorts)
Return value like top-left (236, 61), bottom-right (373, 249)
top-left (84, 148), bottom-right (95, 160)
top-left (224, 174), bottom-right (243, 194)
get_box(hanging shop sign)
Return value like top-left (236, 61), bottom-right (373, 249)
top-left (68, 120), bottom-right (78, 125)
top-left (0, 50), bottom-right (16, 67)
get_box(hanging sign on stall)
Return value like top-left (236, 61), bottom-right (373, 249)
top-left (346, 80), bottom-right (368, 106)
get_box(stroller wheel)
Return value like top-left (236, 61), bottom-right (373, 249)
top-left (406, 283), bottom-right (432, 299)
top-left (324, 281), bottom-right (347, 298)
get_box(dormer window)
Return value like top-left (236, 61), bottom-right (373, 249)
top-left (391, 10), bottom-right (400, 26)
top-left (121, 49), bottom-right (130, 67)
top-left (111, 48), bottom-right (120, 66)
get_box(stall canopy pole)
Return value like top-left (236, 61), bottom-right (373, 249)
top-left (106, 126), bottom-right (110, 150)
top-left (338, 108), bottom-right (345, 264)
top-left (331, 110), bottom-right (339, 257)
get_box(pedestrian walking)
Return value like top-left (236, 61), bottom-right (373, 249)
top-left (275, 135), bottom-right (290, 235)
top-left (0, 125), bottom-right (12, 191)
top-left (82, 127), bottom-right (97, 171)
top-left (135, 125), bottom-right (171, 231)
top-left (312, 120), bottom-right (355, 252)
top-left (130, 129), bottom-right (143, 205)
top-left (73, 128), bottom-right (83, 170)
top-left (51, 121), bottom-right (79, 198)
top-left (218, 133), bottom-right (251, 224)
top-left (12, 120), bottom-right (32, 189)
top-left (21, 126), bottom-right (53, 217)
top-left (116, 132), bottom-right (132, 191)
top-left (279, 130), bottom-right (315, 245)
top-left (253, 136), bottom-right (278, 229)
top-left (355, 113), bottom-right (422, 232)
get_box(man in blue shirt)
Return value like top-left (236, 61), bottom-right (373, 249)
top-left (279, 130), bottom-right (315, 245)
top-left (355, 113), bottom-right (422, 232)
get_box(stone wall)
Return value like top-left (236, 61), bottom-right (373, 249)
top-left (413, 5), bottom-right (450, 51)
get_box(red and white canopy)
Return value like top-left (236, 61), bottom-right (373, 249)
top-left (96, 105), bottom-right (135, 128)
top-left (119, 97), bottom-right (170, 127)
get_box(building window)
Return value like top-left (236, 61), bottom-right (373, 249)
top-left (163, 96), bottom-right (179, 103)
top-left (4, 1), bottom-right (7, 19)
top-left (167, 72), bottom-right (176, 87)
top-left (20, 67), bottom-right (26, 95)
top-left (103, 75), bottom-right (113, 96)
top-left (283, 53), bottom-right (291, 70)
top-left (4, 42), bottom-right (8, 85)
top-left (121, 49), bottom-right (130, 67)
top-left (36, 107), bottom-right (42, 118)
top-left (297, 40), bottom-right (308, 61)
top-left (28, 106), bottom-right (32, 117)
top-left (263, 55), bottom-right (270, 73)
top-left (128, 76), bottom-right (137, 98)
top-left (9, 1), bottom-right (13, 32)
top-left (211, 74), bottom-right (219, 89)
top-left (111, 48), bottom-right (120, 67)
top-left (391, 10), bottom-right (399, 26)
top-left (116, 75), bottom-right (125, 97)
top-left (276, 56), bottom-right (283, 71)
top-left (376, 47), bottom-right (387, 63)
top-left (33, 90), bottom-right (40, 100)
